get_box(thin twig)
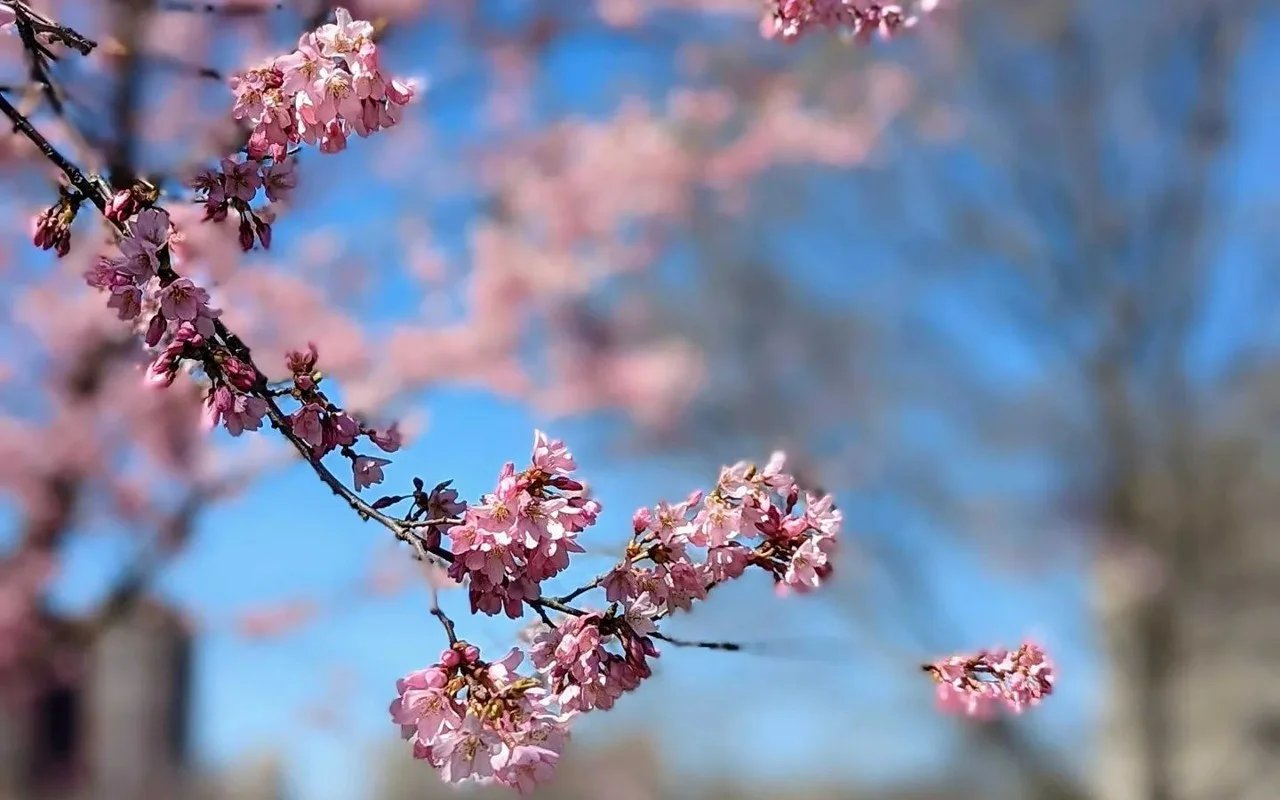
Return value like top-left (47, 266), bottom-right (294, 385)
top-left (652, 632), bottom-right (743, 652)
top-left (429, 589), bottom-right (458, 644)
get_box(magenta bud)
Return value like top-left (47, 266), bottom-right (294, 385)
top-left (462, 645), bottom-right (480, 664)
top-left (254, 217), bottom-right (272, 250)
top-left (144, 313), bottom-right (167, 347)
top-left (439, 649), bottom-right (461, 669)
top-left (238, 217), bottom-right (255, 251)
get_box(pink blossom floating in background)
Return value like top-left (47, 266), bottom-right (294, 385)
top-left (923, 641), bottom-right (1055, 717)
top-left (762, 0), bottom-right (941, 42)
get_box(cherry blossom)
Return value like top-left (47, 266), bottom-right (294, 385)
top-left (761, 0), bottom-right (940, 41)
top-left (444, 431), bottom-right (594, 619)
top-left (353, 455), bottom-right (392, 490)
top-left (390, 643), bottom-right (569, 791)
top-left (230, 7), bottom-right (415, 160)
top-left (924, 642), bottom-right (1056, 717)
top-left (529, 610), bottom-right (659, 714)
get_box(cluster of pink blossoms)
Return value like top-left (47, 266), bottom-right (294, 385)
top-left (229, 7), bottom-right (414, 160)
top-left (761, 0), bottom-right (940, 41)
top-left (82, 208), bottom-right (213, 335)
top-left (603, 451), bottom-right (841, 615)
top-left (529, 609), bottom-right (659, 714)
top-left (282, 344), bottom-right (403, 490)
top-left (446, 433), bottom-right (599, 618)
top-left (77, 196), bottom-right (272, 438)
top-left (191, 156), bottom-right (296, 251)
top-left (390, 643), bottom-right (568, 792)
top-left (925, 641), bottom-right (1056, 717)
top-left (393, 442), bottom-right (844, 790)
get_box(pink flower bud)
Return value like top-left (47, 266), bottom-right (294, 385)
top-left (105, 188), bottom-right (140, 225)
top-left (238, 217), bottom-right (255, 251)
top-left (221, 355), bottom-right (258, 392)
top-left (254, 216), bottom-right (272, 249)
top-left (144, 313), bottom-right (167, 347)
top-left (285, 343), bottom-right (319, 374)
top-left (549, 476), bottom-right (583, 492)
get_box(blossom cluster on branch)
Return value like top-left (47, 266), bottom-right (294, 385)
top-left (391, 433), bottom-right (841, 790)
top-left (924, 641), bottom-right (1056, 717)
top-left (230, 7), bottom-right (414, 158)
top-left (444, 433), bottom-right (597, 618)
top-left (761, 0), bottom-right (941, 41)
top-left (391, 643), bottom-right (567, 791)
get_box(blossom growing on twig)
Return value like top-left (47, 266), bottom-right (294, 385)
top-left (390, 643), bottom-right (569, 791)
top-left (761, 0), bottom-right (940, 41)
top-left (229, 7), bottom-right (415, 160)
top-left (445, 431), bottom-right (597, 619)
top-left (923, 641), bottom-right (1055, 717)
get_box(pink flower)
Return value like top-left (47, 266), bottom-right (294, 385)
top-left (444, 436), bottom-right (596, 617)
top-left (205, 386), bottom-right (267, 436)
top-left (107, 283), bottom-right (143, 320)
top-left (32, 203), bottom-right (73, 256)
top-left (275, 38), bottom-right (326, 96)
top-left (353, 455), bottom-right (391, 490)
top-left (227, 8), bottom-right (412, 158)
top-left (263, 158), bottom-right (298, 202)
top-left (117, 235), bottom-right (158, 278)
top-left (761, 0), bottom-right (935, 41)
top-left (130, 208), bottom-right (170, 247)
top-left (433, 716), bottom-right (500, 784)
top-left (105, 188), bottom-right (142, 225)
top-left (529, 612), bottom-right (658, 714)
top-left (424, 482), bottom-right (465, 520)
top-left (603, 564), bottom-right (641, 603)
top-left (221, 157), bottom-right (263, 203)
top-left (220, 356), bottom-right (258, 392)
top-left (530, 429), bottom-right (575, 475)
top-left (690, 498), bottom-right (741, 547)
top-left (285, 343), bottom-right (319, 375)
top-left (924, 641), bottom-right (1055, 717)
top-left (391, 643), bottom-right (567, 791)
top-left (621, 592), bottom-right (660, 636)
top-left (146, 323), bottom-right (203, 387)
top-left (648, 497), bottom-right (697, 545)
top-left (702, 545), bottom-right (750, 583)
top-left (314, 7), bottom-right (375, 65)
top-left (290, 402), bottom-right (326, 449)
top-left (159, 278), bottom-right (211, 323)
top-left (369, 422), bottom-right (402, 452)
top-left (779, 532), bottom-right (835, 594)
top-left (495, 745), bottom-right (558, 795)
top-left (317, 67), bottom-right (364, 122)
top-left (325, 412), bottom-right (360, 449)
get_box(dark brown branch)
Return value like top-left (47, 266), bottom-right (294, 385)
top-left (0, 90), bottom-right (105, 207)
top-left (3, 1), bottom-right (96, 54)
